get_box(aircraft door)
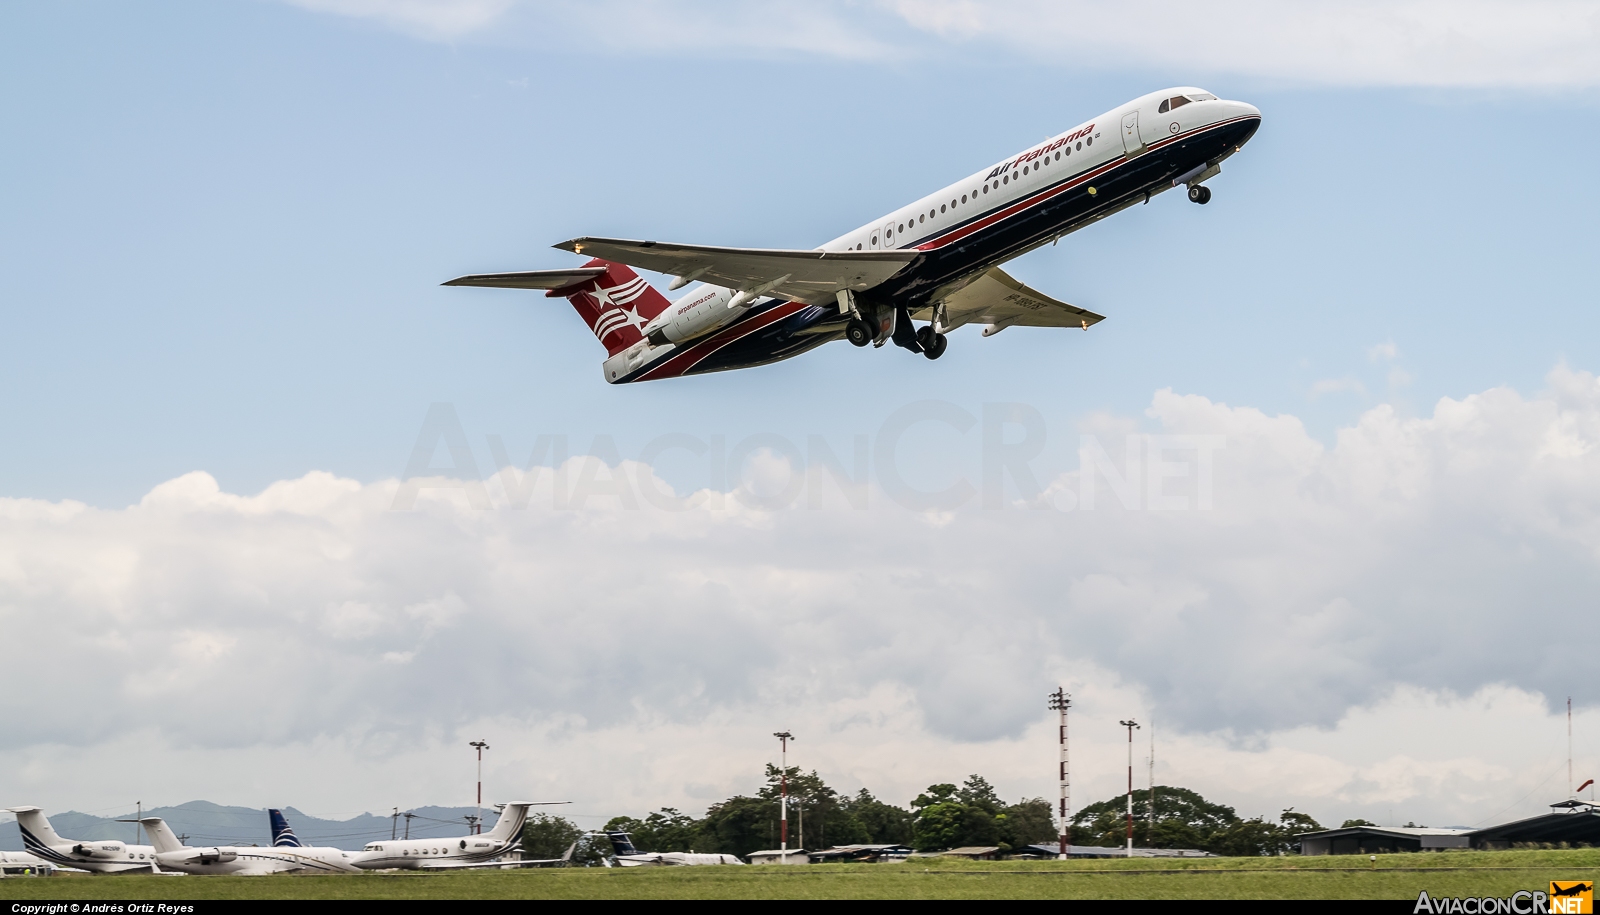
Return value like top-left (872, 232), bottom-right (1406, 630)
top-left (1121, 110), bottom-right (1146, 158)
top-left (881, 222), bottom-right (895, 249)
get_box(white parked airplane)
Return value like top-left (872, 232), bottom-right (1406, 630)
top-left (5, 806), bottom-right (161, 873)
top-left (137, 809), bottom-right (361, 876)
top-left (0, 849), bottom-right (57, 874)
top-left (446, 87), bottom-right (1260, 383)
top-left (604, 831), bottom-right (743, 866)
top-left (354, 803), bottom-right (569, 870)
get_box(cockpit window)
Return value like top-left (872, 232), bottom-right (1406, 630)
top-left (1185, 93), bottom-right (1217, 102)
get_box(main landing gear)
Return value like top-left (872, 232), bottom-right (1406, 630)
top-left (845, 318), bottom-right (873, 347)
top-left (1187, 184), bottom-right (1212, 205)
top-left (916, 325), bottom-right (948, 360)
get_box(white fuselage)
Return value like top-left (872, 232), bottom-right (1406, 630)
top-left (354, 834), bottom-right (513, 870)
top-left (0, 850), bottom-right (55, 872)
top-left (27, 840), bottom-right (161, 874)
top-left (820, 86), bottom-right (1258, 255)
top-left (615, 852), bottom-right (744, 867)
top-left (153, 844), bottom-right (361, 876)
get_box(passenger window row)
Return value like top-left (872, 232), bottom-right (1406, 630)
top-left (860, 134), bottom-right (1096, 249)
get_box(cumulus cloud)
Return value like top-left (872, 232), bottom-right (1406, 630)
top-left (280, 0), bottom-right (1600, 87)
top-left (5, 367), bottom-right (1600, 826)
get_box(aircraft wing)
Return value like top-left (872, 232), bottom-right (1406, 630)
top-left (554, 237), bottom-right (919, 306)
top-left (915, 267), bottom-right (1104, 334)
top-left (441, 267), bottom-right (608, 290)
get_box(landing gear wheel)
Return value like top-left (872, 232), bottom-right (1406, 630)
top-left (917, 326), bottom-right (948, 360)
top-left (845, 318), bottom-right (873, 347)
top-left (1188, 185), bottom-right (1212, 205)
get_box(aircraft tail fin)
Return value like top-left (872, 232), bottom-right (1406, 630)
top-left (549, 259), bottom-right (672, 357)
top-left (485, 803), bottom-right (531, 844)
top-left (138, 818), bottom-right (184, 854)
top-left (6, 808), bottom-right (63, 851)
top-left (269, 809), bottom-right (303, 847)
top-left (607, 831), bottom-right (640, 856)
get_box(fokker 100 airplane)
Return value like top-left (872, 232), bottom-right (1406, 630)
top-left (446, 87), bottom-right (1260, 383)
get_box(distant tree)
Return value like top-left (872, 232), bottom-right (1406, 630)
top-left (1073, 788), bottom-right (1319, 855)
top-left (1341, 819), bottom-right (1377, 828)
top-left (1280, 810), bottom-right (1324, 835)
top-left (1074, 786), bottom-right (1238, 849)
top-left (996, 798), bottom-right (1057, 850)
top-left (1208, 817), bottom-right (1288, 857)
top-left (757, 765), bottom-right (868, 851)
top-left (601, 808), bottom-right (702, 853)
top-left (956, 775), bottom-right (1003, 814)
top-left (522, 813), bottom-right (583, 860)
top-left (840, 789), bottom-right (914, 845)
top-left (699, 795), bottom-right (778, 859)
top-left (910, 776), bottom-right (1011, 851)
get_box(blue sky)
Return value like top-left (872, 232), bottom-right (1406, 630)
top-left (4, 1), bottom-right (1600, 832)
top-left (5, 1), bottom-right (1598, 504)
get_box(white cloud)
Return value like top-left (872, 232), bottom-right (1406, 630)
top-left (279, 0), bottom-right (1600, 87)
top-left (6, 367), bottom-right (1600, 827)
top-left (886, 0), bottom-right (1600, 88)
top-left (284, 0), bottom-right (515, 40)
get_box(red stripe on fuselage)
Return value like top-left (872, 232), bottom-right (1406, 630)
top-left (912, 115), bottom-right (1256, 252)
top-left (635, 300), bottom-right (809, 382)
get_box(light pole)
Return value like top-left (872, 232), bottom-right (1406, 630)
top-left (1119, 719), bottom-right (1140, 858)
top-left (773, 731), bottom-right (793, 854)
top-left (470, 740), bottom-right (489, 835)
top-left (1049, 689), bottom-right (1071, 858)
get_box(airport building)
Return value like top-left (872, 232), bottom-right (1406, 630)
top-left (1298, 799), bottom-right (1600, 855)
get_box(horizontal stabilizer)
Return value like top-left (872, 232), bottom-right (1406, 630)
top-left (554, 237), bottom-right (919, 306)
top-left (442, 267), bottom-right (608, 290)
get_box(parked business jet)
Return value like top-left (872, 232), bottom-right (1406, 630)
top-left (446, 87), bottom-right (1259, 383)
top-left (0, 849), bottom-right (57, 874)
top-left (5, 806), bottom-right (161, 873)
top-left (133, 809), bottom-right (361, 876)
top-left (354, 802), bottom-right (567, 869)
top-left (604, 831), bottom-right (744, 866)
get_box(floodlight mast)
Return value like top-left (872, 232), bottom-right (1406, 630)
top-left (1049, 689), bottom-right (1071, 858)
top-left (470, 740), bottom-right (489, 834)
top-left (1119, 719), bottom-right (1140, 857)
top-left (774, 731), bottom-right (793, 854)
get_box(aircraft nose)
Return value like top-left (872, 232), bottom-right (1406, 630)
top-left (1230, 100), bottom-right (1262, 120)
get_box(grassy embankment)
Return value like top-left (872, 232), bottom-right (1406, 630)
top-left (1, 848), bottom-right (1597, 900)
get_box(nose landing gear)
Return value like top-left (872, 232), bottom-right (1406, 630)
top-left (1187, 185), bottom-right (1212, 205)
top-left (915, 325), bottom-right (948, 360)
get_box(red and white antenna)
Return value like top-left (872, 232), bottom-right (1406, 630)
top-left (1049, 689), bottom-right (1071, 858)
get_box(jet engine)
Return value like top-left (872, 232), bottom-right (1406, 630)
top-left (158, 847), bottom-right (237, 866)
top-left (194, 848), bottom-right (238, 865)
top-left (71, 841), bottom-right (127, 859)
top-left (644, 285), bottom-right (742, 345)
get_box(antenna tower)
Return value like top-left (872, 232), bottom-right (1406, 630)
top-left (1049, 688), bottom-right (1071, 857)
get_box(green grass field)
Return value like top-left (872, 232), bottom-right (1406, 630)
top-left (2, 849), bottom-right (1597, 900)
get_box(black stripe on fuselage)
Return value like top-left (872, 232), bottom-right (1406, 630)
top-left (881, 115), bottom-right (1260, 306)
